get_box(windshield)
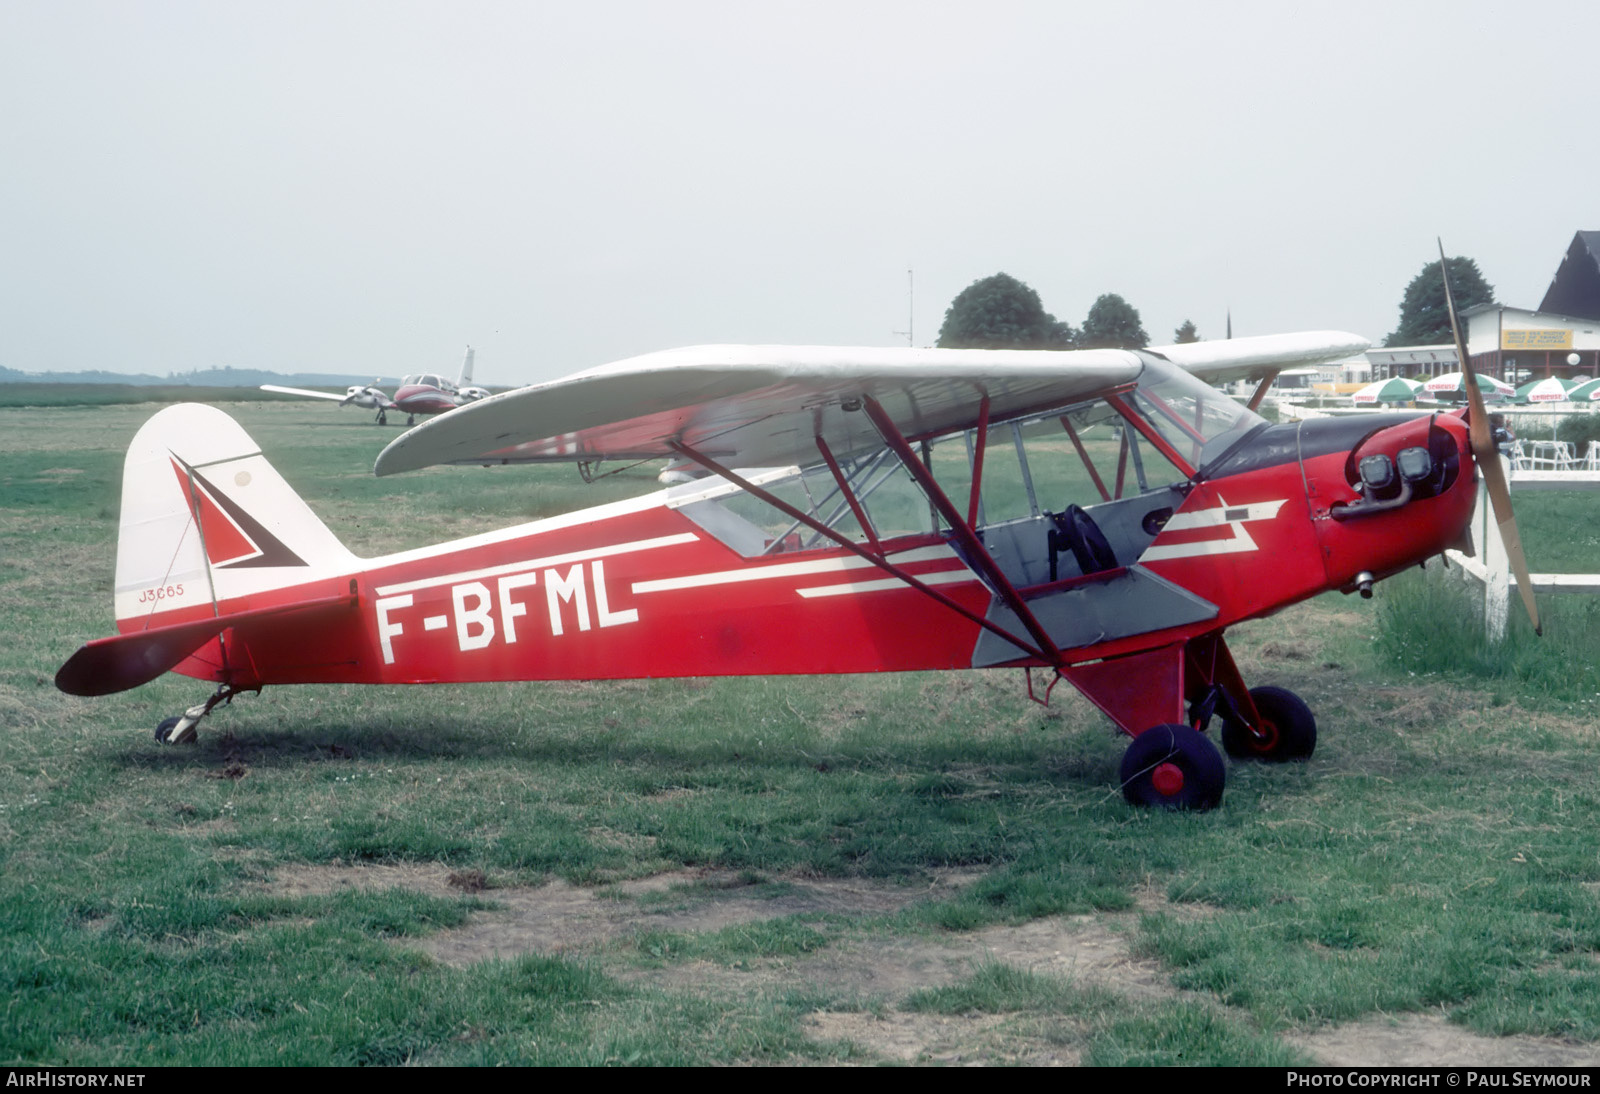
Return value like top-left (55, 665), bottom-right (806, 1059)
top-left (1127, 356), bottom-right (1266, 473)
top-left (664, 355), bottom-right (1265, 558)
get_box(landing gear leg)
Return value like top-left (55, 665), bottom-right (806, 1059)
top-left (1186, 634), bottom-right (1317, 763)
top-left (154, 684), bottom-right (252, 745)
top-left (376, 408), bottom-right (387, 425)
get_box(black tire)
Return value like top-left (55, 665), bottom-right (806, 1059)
top-left (154, 715), bottom-right (182, 743)
top-left (1120, 724), bottom-right (1225, 810)
top-left (1221, 686), bottom-right (1316, 762)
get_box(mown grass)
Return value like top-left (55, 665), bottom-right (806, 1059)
top-left (906, 963), bottom-right (1303, 1065)
top-left (5, 400), bottom-right (1600, 1064)
top-left (1503, 490), bottom-right (1600, 574)
top-left (1372, 562), bottom-right (1600, 704)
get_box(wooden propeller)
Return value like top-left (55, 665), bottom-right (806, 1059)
top-left (1439, 239), bottom-right (1541, 636)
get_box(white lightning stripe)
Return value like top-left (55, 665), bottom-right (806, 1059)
top-left (796, 568), bottom-right (977, 598)
top-left (632, 544), bottom-right (956, 595)
top-left (375, 532), bottom-right (699, 596)
top-left (1162, 499), bottom-right (1286, 530)
top-left (1140, 498), bottom-right (1288, 562)
top-left (1141, 525), bottom-right (1260, 561)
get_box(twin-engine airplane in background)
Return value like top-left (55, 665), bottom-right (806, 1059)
top-left (262, 346), bottom-right (491, 425)
top-left (58, 256), bottom-right (1539, 808)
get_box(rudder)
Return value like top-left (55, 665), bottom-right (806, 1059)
top-left (115, 404), bottom-right (356, 631)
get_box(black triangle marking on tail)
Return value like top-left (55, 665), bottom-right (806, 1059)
top-left (172, 454), bottom-right (308, 569)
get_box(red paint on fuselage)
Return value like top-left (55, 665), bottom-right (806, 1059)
top-left (130, 411), bottom-right (1482, 711)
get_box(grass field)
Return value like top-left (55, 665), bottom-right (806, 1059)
top-left (5, 401), bottom-right (1600, 1065)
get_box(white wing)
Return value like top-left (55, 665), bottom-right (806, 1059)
top-left (1153, 331), bottom-right (1369, 385)
top-left (373, 333), bottom-right (1369, 477)
top-left (260, 384), bottom-right (350, 402)
top-left (374, 344), bottom-right (1142, 476)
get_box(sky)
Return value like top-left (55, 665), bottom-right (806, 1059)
top-left (2, 0), bottom-right (1596, 387)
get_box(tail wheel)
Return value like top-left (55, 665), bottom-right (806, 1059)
top-left (1120, 724), bottom-right (1225, 810)
top-left (154, 715), bottom-right (198, 745)
top-left (1221, 686), bottom-right (1316, 762)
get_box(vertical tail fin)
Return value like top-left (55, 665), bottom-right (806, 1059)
top-left (115, 404), bottom-right (356, 630)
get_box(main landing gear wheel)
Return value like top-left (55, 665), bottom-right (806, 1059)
top-left (1221, 686), bottom-right (1316, 762)
top-left (1120, 724), bottom-right (1225, 810)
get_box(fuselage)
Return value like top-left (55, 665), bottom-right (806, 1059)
top-left (136, 404), bottom-right (1478, 693)
top-left (391, 373), bottom-right (464, 417)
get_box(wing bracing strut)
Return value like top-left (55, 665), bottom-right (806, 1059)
top-left (666, 440), bottom-right (1051, 664)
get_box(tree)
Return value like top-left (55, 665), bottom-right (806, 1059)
top-left (1173, 319), bottom-right (1200, 343)
top-left (1078, 293), bottom-right (1149, 350)
top-left (937, 273), bottom-right (1075, 349)
top-left (1383, 256), bottom-right (1495, 347)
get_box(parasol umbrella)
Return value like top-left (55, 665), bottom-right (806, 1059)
top-left (1514, 377), bottom-right (1571, 403)
top-left (1422, 371), bottom-right (1513, 401)
top-left (1351, 377), bottom-right (1424, 404)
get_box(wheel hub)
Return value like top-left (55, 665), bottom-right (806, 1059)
top-left (1151, 762), bottom-right (1185, 797)
top-left (1249, 721), bottom-right (1281, 754)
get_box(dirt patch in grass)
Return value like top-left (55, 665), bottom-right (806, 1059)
top-left (804, 1009), bottom-right (1070, 1065)
top-left (1288, 1015), bottom-right (1600, 1067)
top-left (257, 861), bottom-right (1600, 1066)
top-left (263, 862), bottom-right (976, 963)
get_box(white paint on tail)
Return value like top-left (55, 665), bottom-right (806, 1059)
top-left (114, 404), bottom-right (357, 626)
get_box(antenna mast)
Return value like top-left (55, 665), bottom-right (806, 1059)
top-left (892, 268), bottom-right (914, 346)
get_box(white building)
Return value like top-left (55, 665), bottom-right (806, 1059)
top-left (1461, 304), bottom-right (1600, 383)
top-left (1366, 345), bottom-right (1457, 382)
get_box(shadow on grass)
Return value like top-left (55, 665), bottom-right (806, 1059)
top-left (109, 710), bottom-right (1121, 791)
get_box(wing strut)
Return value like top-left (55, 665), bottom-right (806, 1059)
top-left (1246, 371), bottom-right (1278, 412)
top-left (1061, 417), bottom-right (1112, 502)
top-left (666, 440), bottom-right (1051, 663)
top-left (860, 396), bottom-right (1064, 667)
top-left (814, 435), bottom-right (881, 554)
top-left (967, 395), bottom-right (991, 526)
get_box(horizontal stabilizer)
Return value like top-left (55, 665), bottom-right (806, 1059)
top-left (56, 594), bottom-right (355, 697)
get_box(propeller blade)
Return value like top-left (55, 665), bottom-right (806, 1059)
top-left (1438, 239), bottom-right (1541, 636)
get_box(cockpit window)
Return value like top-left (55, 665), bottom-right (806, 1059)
top-left (927, 394), bottom-right (1188, 529)
top-left (666, 357), bottom-right (1261, 558)
top-left (1126, 357), bottom-right (1266, 473)
top-left (669, 458), bottom-right (934, 558)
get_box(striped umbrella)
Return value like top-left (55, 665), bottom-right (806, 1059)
top-left (1421, 372), bottom-right (1514, 400)
top-left (1351, 377), bottom-right (1424, 404)
top-left (1514, 377), bottom-right (1571, 403)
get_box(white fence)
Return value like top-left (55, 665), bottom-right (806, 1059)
top-left (1446, 456), bottom-right (1600, 640)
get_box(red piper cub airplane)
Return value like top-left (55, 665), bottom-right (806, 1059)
top-left (56, 314), bottom-right (1537, 809)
